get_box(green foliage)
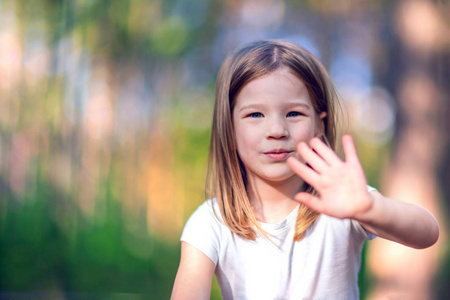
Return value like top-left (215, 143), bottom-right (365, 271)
top-left (149, 17), bottom-right (189, 56)
top-left (0, 169), bottom-right (179, 298)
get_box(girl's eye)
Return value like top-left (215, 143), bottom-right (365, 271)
top-left (248, 112), bottom-right (263, 118)
top-left (287, 111), bottom-right (303, 117)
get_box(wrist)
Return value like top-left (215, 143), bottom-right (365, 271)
top-left (353, 191), bottom-right (377, 224)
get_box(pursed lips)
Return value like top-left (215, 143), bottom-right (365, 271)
top-left (264, 149), bottom-right (293, 161)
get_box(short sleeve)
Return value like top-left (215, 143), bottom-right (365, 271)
top-left (180, 200), bottom-right (221, 265)
top-left (367, 185), bottom-right (377, 194)
top-left (351, 219), bottom-right (377, 240)
top-left (352, 185), bottom-right (379, 240)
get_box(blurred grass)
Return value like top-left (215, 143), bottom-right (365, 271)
top-left (0, 165), bottom-right (179, 298)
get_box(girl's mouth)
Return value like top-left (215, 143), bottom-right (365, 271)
top-left (264, 149), bottom-right (292, 161)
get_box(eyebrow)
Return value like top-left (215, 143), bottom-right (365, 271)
top-left (238, 102), bottom-right (312, 112)
top-left (238, 104), bottom-right (264, 112)
top-left (285, 102), bottom-right (312, 110)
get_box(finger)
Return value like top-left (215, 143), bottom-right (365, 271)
top-left (296, 142), bottom-right (328, 173)
top-left (309, 137), bottom-right (341, 165)
top-left (342, 135), bottom-right (359, 163)
top-left (287, 156), bottom-right (320, 186)
top-left (294, 192), bottom-right (324, 213)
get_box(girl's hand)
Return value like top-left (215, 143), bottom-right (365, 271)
top-left (287, 135), bottom-right (373, 221)
top-left (288, 134), bottom-right (439, 249)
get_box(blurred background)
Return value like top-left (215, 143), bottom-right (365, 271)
top-left (0, 0), bottom-right (449, 299)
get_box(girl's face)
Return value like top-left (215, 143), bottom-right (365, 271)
top-left (232, 68), bottom-right (324, 186)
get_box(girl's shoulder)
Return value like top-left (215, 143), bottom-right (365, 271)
top-left (181, 199), bottom-right (224, 265)
top-left (181, 198), bottom-right (225, 238)
top-left (189, 198), bottom-right (223, 223)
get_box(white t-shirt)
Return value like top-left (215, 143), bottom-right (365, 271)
top-left (181, 195), bottom-right (376, 300)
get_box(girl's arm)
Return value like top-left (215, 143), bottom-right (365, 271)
top-left (171, 242), bottom-right (216, 300)
top-left (287, 135), bottom-right (439, 249)
top-left (356, 189), bottom-right (439, 249)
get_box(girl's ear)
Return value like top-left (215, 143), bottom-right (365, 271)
top-left (315, 112), bottom-right (327, 137)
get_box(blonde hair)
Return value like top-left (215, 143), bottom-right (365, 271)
top-left (207, 40), bottom-right (338, 241)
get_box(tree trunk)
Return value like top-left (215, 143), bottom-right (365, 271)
top-left (367, 1), bottom-right (448, 299)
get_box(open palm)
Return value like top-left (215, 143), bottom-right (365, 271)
top-left (287, 135), bottom-right (373, 220)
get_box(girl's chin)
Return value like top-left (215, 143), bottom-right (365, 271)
top-left (255, 172), bottom-right (300, 185)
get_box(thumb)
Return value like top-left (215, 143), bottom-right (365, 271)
top-left (294, 192), bottom-right (323, 213)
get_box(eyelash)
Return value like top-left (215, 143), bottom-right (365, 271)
top-left (248, 112), bottom-right (263, 118)
top-left (247, 111), bottom-right (304, 118)
top-left (286, 111), bottom-right (304, 117)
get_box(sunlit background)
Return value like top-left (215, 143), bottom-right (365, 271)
top-left (0, 0), bottom-right (449, 299)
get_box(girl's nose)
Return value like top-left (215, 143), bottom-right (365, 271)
top-left (266, 118), bottom-right (288, 139)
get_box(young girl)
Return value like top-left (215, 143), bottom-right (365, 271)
top-left (171, 40), bottom-right (439, 300)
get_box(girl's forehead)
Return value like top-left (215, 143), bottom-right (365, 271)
top-left (242, 68), bottom-right (306, 90)
top-left (237, 69), bottom-right (308, 97)
top-left (233, 69), bottom-right (314, 110)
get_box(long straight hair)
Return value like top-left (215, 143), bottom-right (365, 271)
top-left (207, 40), bottom-right (339, 241)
